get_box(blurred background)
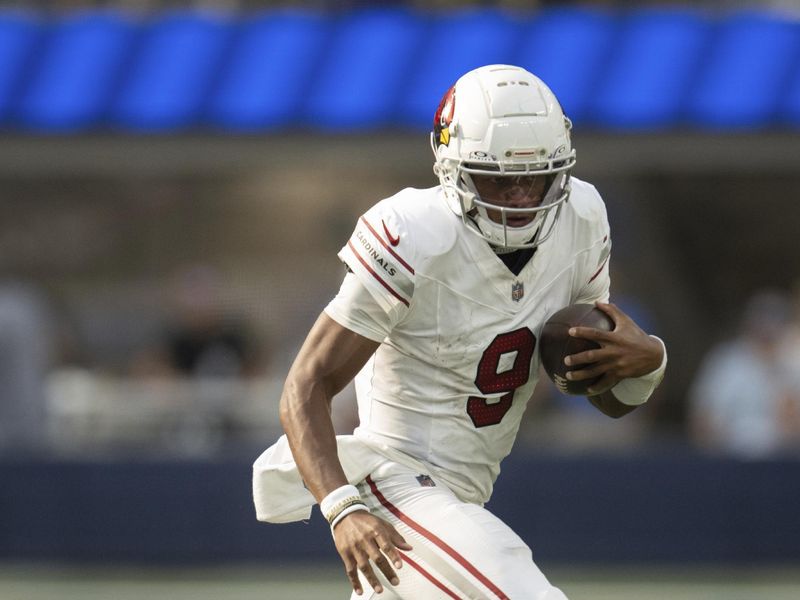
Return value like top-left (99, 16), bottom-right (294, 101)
top-left (2, 0), bottom-right (800, 598)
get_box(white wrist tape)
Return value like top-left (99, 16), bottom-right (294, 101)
top-left (320, 484), bottom-right (362, 524)
top-left (611, 336), bottom-right (667, 406)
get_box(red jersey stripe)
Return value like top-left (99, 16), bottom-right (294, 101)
top-left (366, 476), bottom-right (509, 600)
top-left (399, 552), bottom-right (463, 599)
top-left (360, 216), bottom-right (415, 275)
top-left (347, 240), bottom-right (409, 307)
top-left (588, 257), bottom-right (609, 284)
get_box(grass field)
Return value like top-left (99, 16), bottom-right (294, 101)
top-left (1, 563), bottom-right (799, 600)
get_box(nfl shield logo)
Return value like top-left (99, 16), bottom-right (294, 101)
top-left (511, 281), bottom-right (524, 302)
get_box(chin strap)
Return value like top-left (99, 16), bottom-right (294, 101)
top-left (483, 219), bottom-right (540, 254)
top-left (492, 244), bottom-right (519, 255)
top-left (490, 234), bottom-right (538, 255)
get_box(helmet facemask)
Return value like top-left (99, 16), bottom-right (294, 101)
top-left (433, 136), bottom-right (574, 250)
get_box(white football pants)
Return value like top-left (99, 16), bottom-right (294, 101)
top-left (349, 459), bottom-right (568, 600)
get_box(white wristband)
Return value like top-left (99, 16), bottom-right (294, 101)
top-left (330, 502), bottom-right (369, 531)
top-left (320, 484), bottom-right (362, 523)
top-left (611, 336), bottom-right (667, 406)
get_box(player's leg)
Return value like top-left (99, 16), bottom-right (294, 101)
top-left (355, 462), bottom-right (568, 600)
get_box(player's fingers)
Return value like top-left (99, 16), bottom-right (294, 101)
top-left (566, 364), bottom-right (605, 381)
top-left (369, 531), bottom-right (400, 582)
top-left (370, 549), bottom-right (400, 586)
top-left (390, 529), bottom-right (413, 552)
top-left (566, 343), bottom-right (628, 366)
top-left (564, 348), bottom-right (602, 366)
top-left (377, 531), bottom-right (410, 569)
top-left (356, 552), bottom-right (384, 595)
top-left (343, 556), bottom-right (363, 596)
top-left (380, 543), bottom-right (404, 572)
top-left (569, 326), bottom-right (613, 343)
top-left (595, 301), bottom-right (625, 326)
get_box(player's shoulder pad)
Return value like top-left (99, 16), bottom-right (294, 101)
top-left (338, 187), bottom-right (455, 314)
top-left (369, 186), bottom-right (458, 261)
top-left (565, 177), bottom-right (608, 225)
top-left (562, 177), bottom-right (610, 240)
top-left (563, 177), bottom-right (612, 287)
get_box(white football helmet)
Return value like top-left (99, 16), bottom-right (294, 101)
top-left (431, 64), bottom-right (576, 249)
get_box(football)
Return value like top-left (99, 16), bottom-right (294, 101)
top-left (539, 304), bottom-right (615, 396)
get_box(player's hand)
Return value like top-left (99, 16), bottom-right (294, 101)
top-left (564, 301), bottom-right (663, 394)
top-left (333, 510), bottom-right (413, 596)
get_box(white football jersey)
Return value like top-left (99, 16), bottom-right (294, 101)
top-left (326, 178), bottom-right (611, 505)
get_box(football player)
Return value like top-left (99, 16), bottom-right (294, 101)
top-left (254, 65), bottom-right (667, 599)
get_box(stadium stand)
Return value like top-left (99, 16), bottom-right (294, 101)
top-left (303, 7), bottom-right (425, 130)
top-left (686, 9), bottom-right (800, 128)
top-left (17, 10), bottom-right (137, 131)
top-left (1, 5), bottom-right (799, 131)
top-left (207, 9), bottom-right (329, 130)
top-left (109, 9), bottom-right (234, 130)
top-left (591, 7), bottom-right (711, 129)
top-left (0, 10), bottom-right (41, 124)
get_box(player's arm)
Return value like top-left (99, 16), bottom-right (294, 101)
top-left (279, 312), bottom-right (377, 500)
top-left (566, 302), bottom-right (666, 418)
top-left (279, 312), bottom-right (411, 595)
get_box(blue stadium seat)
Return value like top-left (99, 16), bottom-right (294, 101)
top-left (398, 8), bottom-right (524, 129)
top-left (207, 10), bottom-right (329, 130)
top-left (0, 11), bottom-right (42, 125)
top-left (687, 11), bottom-right (800, 129)
top-left (17, 10), bottom-right (138, 131)
top-left (303, 8), bottom-right (425, 130)
top-left (516, 7), bottom-right (616, 125)
top-left (110, 9), bottom-right (234, 131)
top-left (591, 8), bottom-right (711, 129)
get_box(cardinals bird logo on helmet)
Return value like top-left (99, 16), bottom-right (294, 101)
top-left (433, 86), bottom-right (456, 147)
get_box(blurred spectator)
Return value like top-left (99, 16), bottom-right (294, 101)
top-left (689, 290), bottom-right (800, 458)
top-left (0, 284), bottom-right (52, 454)
top-left (779, 280), bottom-right (800, 430)
top-left (131, 264), bottom-right (265, 380)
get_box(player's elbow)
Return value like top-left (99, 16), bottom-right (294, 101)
top-left (279, 368), bottom-right (315, 425)
top-left (588, 393), bottom-right (638, 419)
top-left (278, 384), bottom-right (296, 434)
top-left (278, 363), bottom-right (333, 429)
top-left (604, 405), bottom-right (637, 419)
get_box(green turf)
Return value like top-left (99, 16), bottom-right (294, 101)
top-left (550, 565), bottom-right (800, 600)
top-left (0, 564), bottom-right (798, 599)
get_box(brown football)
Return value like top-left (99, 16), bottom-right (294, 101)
top-left (539, 304), bottom-right (615, 396)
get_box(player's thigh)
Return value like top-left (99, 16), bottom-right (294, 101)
top-left (358, 467), bottom-right (567, 599)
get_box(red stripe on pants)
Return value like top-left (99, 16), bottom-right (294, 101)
top-left (365, 475), bottom-right (509, 600)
